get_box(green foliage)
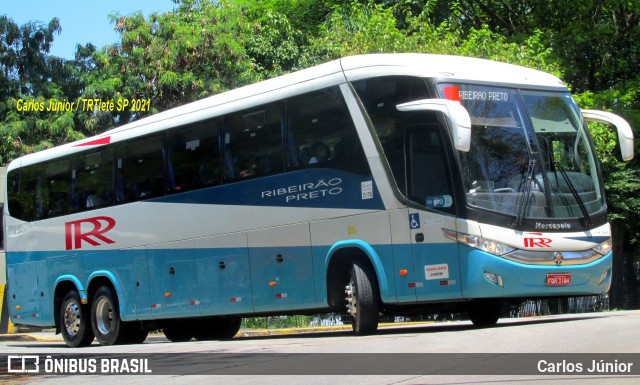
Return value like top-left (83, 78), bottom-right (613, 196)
top-left (574, 79), bottom-right (640, 248)
top-left (246, 11), bottom-right (303, 78)
top-left (299, 2), bottom-right (413, 66)
top-left (243, 0), bottom-right (339, 35)
top-left (85, 1), bottom-right (259, 127)
top-left (0, 15), bottom-right (91, 164)
top-left (242, 315), bottom-right (314, 329)
top-left (296, 1), bottom-right (560, 77)
top-left (603, 162), bottom-right (640, 225)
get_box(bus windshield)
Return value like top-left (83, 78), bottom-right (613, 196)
top-left (438, 84), bottom-right (605, 221)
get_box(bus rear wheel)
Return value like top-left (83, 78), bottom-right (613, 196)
top-left (122, 324), bottom-right (149, 344)
top-left (60, 291), bottom-right (95, 347)
top-left (91, 286), bottom-right (133, 345)
top-left (163, 322), bottom-right (194, 342)
top-left (468, 299), bottom-right (501, 327)
top-left (193, 317), bottom-right (242, 341)
top-left (345, 261), bottom-right (379, 335)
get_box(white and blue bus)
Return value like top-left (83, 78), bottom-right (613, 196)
top-left (4, 54), bottom-right (634, 347)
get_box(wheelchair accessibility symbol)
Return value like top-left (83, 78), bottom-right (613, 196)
top-left (409, 213), bottom-right (420, 229)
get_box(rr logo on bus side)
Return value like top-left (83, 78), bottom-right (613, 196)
top-left (523, 232), bottom-right (552, 248)
top-left (65, 216), bottom-right (116, 250)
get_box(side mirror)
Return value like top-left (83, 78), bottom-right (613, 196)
top-left (582, 109), bottom-right (634, 161)
top-left (397, 99), bottom-right (472, 152)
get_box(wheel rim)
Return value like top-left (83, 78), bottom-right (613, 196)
top-left (63, 300), bottom-right (82, 337)
top-left (345, 279), bottom-right (357, 317)
top-left (94, 296), bottom-right (114, 335)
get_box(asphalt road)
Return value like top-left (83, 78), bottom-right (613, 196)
top-left (1, 310), bottom-right (639, 384)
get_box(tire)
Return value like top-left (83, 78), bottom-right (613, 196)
top-left (345, 261), bottom-right (379, 335)
top-left (468, 299), bottom-right (501, 327)
top-left (193, 319), bottom-right (217, 341)
top-left (193, 317), bottom-right (241, 341)
top-left (122, 323), bottom-right (149, 344)
top-left (163, 321), bottom-right (194, 342)
top-left (216, 317), bottom-right (241, 340)
top-left (60, 291), bottom-right (95, 347)
top-left (91, 286), bottom-right (127, 345)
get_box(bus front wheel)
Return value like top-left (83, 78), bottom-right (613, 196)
top-left (60, 291), bottom-right (95, 347)
top-left (345, 261), bottom-right (379, 335)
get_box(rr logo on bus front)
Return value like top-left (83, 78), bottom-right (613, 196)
top-left (65, 216), bottom-right (116, 250)
top-left (523, 232), bottom-right (552, 248)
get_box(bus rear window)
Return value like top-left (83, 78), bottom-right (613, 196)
top-left (7, 167), bottom-right (37, 222)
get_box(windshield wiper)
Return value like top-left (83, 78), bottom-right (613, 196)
top-left (539, 137), bottom-right (592, 227)
top-left (512, 158), bottom-right (536, 227)
top-left (553, 160), bottom-right (592, 227)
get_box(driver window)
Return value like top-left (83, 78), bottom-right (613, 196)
top-left (406, 124), bottom-right (454, 213)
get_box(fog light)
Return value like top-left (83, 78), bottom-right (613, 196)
top-left (598, 270), bottom-right (609, 285)
top-left (484, 271), bottom-right (504, 287)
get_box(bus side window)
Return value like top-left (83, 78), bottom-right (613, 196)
top-left (287, 86), bottom-right (370, 176)
top-left (36, 159), bottom-right (70, 219)
top-left (167, 119), bottom-right (221, 193)
top-left (223, 103), bottom-right (284, 182)
top-left (71, 148), bottom-right (115, 211)
top-left (6, 170), bottom-right (22, 220)
top-left (116, 134), bottom-right (165, 203)
top-left (352, 76), bottom-right (430, 194)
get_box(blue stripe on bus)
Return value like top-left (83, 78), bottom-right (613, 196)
top-left (562, 236), bottom-right (609, 244)
top-left (5, 243), bottom-right (399, 322)
top-left (6, 242), bottom-right (612, 326)
top-left (153, 168), bottom-right (386, 210)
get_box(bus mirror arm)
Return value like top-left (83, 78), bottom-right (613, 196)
top-left (397, 99), bottom-right (472, 152)
top-left (582, 109), bottom-right (634, 161)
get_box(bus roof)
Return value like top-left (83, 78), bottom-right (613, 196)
top-left (7, 54), bottom-right (566, 171)
top-left (340, 54), bottom-right (565, 87)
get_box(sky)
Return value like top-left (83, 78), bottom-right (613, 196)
top-left (2, 0), bottom-right (176, 59)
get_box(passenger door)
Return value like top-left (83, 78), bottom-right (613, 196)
top-left (404, 123), bottom-right (462, 301)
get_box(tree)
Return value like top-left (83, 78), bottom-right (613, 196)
top-left (298, 1), bottom-right (558, 75)
top-left (0, 15), bottom-right (90, 164)
top-left (245, 11), bottom-right (304, 78)
top-left (576, 83), bottom-right (640, 310)
top-left (403, 0), bottom-right (640, 93)
top-left (82, 0), bottom-right (260, 128)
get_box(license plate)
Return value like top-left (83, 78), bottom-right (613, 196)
top-left (546, 273), bottom-right (571, 286)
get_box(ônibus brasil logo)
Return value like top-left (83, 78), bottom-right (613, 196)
top-left (65, 216), bottom-right (116, 250)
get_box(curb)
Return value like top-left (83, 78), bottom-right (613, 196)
top-left (0, 283), bottom-right (16, 334)
top-left (0, 321), bottom-right (437, 343)
top-left (0, 333), bottom-right (57, 342)
top-left (238, 324), bottom-right (352, 337)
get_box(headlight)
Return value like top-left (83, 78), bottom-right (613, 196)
top-left (443, 230), bottom-right (515, 256)
top-left (593, 237), bottom-right (612, 255)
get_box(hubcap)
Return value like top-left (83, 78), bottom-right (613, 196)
top-left (345, 281), bottom-right (357, 317)
top-left (63, 300), bottom-right (81, 336)
top-left (94, 297), bottom-right (113, 335)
